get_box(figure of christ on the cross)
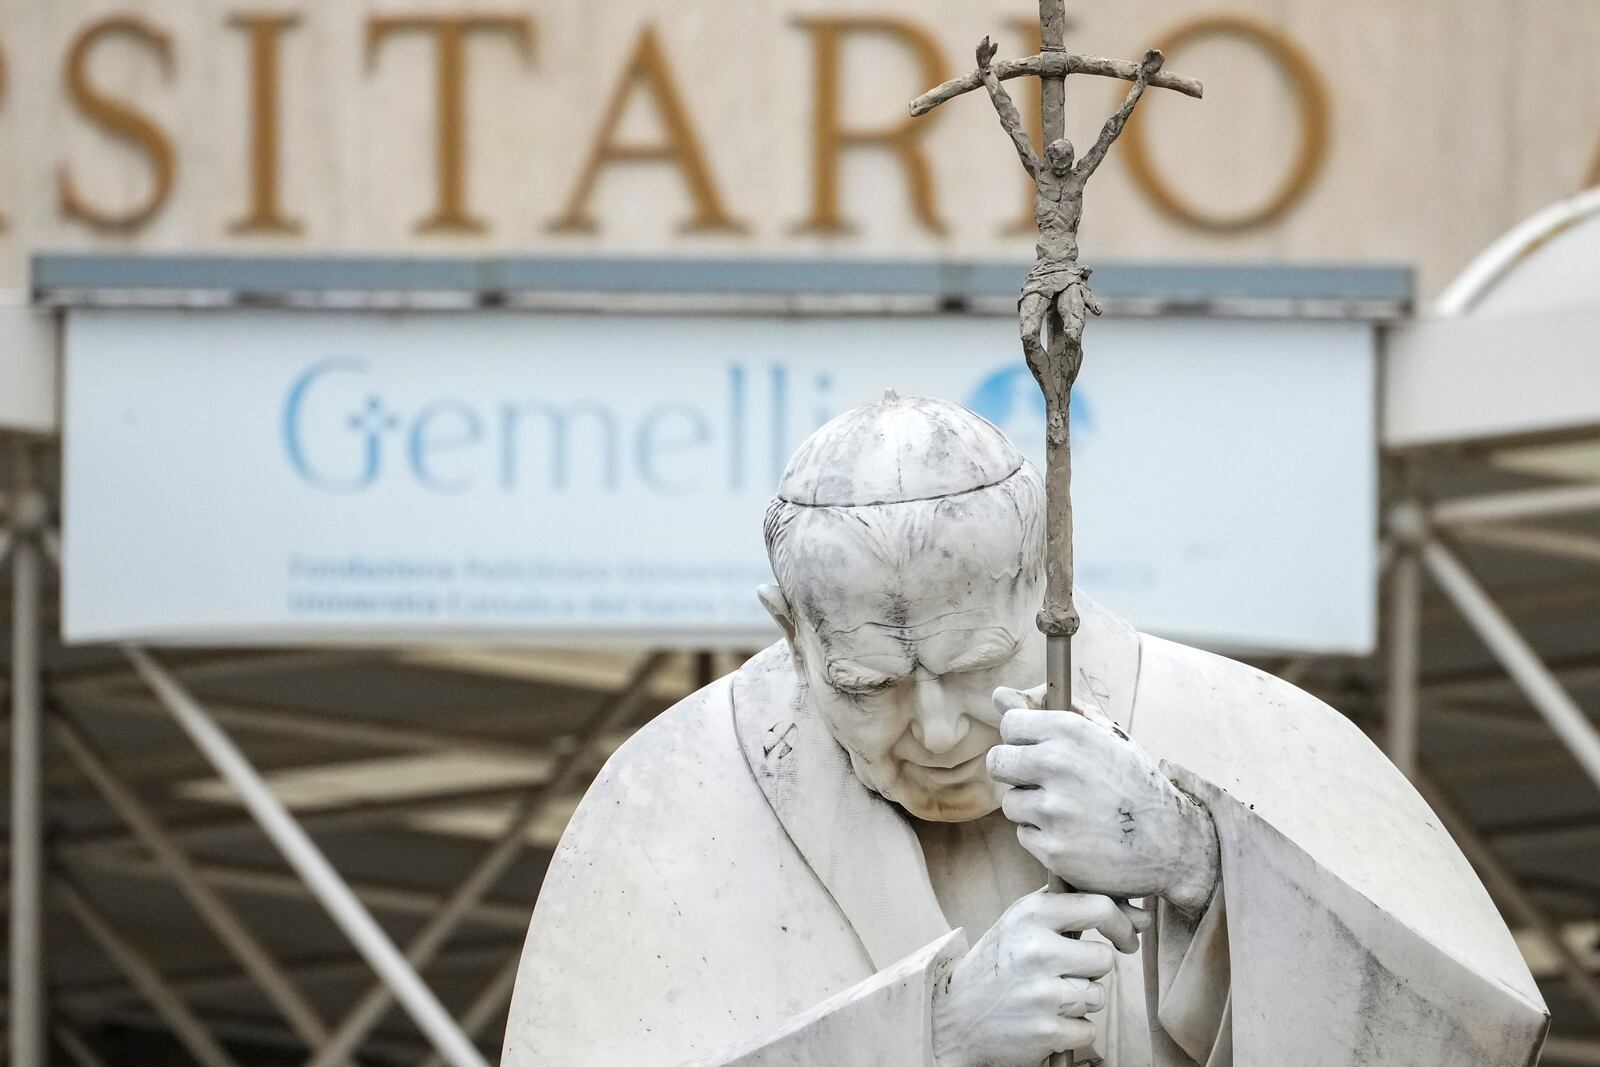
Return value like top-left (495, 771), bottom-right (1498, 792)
top-left (976, 38), bottom-right (1164, 398)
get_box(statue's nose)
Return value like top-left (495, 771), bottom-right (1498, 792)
top-left (908, 671), bottom-right (969, 754)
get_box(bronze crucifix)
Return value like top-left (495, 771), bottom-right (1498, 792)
top-left (910, 16), bottom-right (1202, 713)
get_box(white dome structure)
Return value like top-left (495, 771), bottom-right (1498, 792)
top-left (1435, 187), bottom-right (1600, 319)
top-left (1385, 188), bottom-right (1600, 451)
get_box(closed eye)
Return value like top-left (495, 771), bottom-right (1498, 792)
top-left (833, 676), bottom-right (898, 697)
top-left (943, 637), bottom-right (1020, 674)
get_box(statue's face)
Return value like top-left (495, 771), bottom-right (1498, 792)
top-left (1046, 137), bottom-right (1075, 174)
top-left (775, 496), bottom-right (1044, 822)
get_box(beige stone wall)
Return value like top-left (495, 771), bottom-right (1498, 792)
top-left (0, 0), bottom-right (1596, 297)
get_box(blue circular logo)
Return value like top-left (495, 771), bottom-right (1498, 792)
top-left (966, 365), bottom-right (1091, 462)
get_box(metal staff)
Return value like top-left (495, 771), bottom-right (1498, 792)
top-left (912, 7), bottom-right (1200, 1064)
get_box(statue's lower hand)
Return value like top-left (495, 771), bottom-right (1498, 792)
top-left (988, 685), bottom-right (1219, 914)
top-left (931, 889), bottom-right (1146, 1067)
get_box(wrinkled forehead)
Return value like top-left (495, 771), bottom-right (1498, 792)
top-left (782, 495), bottom-right (1034, 645)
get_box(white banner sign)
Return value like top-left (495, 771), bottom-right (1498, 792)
top-left (64, 308), bottom-right (1376, 652)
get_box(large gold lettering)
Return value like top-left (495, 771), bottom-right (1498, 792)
top-left (550, 25), bottom-right (744, 234)
top-left (1122, 16), bottom-right (1328, 233)
top-left (365, 14), bottom-right (535, 234)
top-left (792, 16), bottom-right (949, 235)
top-left (58, 17), bottom-right (177, 232)
top-left (229, 13), bottom-right (302, 235)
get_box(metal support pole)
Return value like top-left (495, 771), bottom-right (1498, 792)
top-left (38, 526), bottom-right (60, 571)
top-left (59, 689), bottom-right (557, 763)
top-left (1421, 539), bottom-right (1600, 791)
top-left (69, 852), bottom-right (528, 931)
top-left (303, 651), bottom-right (673, 1067)
top-left (1430, 483), bottom-right (1600, 527)
top-left (56, 876), bottom-right (242, 1067)
top-left (1455, 522), bottom-right (1600, 566)
top-left (60, 781), bottom-right (541, 856)
top-left (124, 647), bottom-right (491, 1067)
top-left (1416, 773), bottom-right (1600, 1024)
top-left (50, 713), bottom-right (346, 1063)
top-left (415, 953), bottom-right (523, 1067)
top-left (60, 944), bottom-right (512, 1017)
top-left (693, 650), bottom-right (716, 690)
top-left (1425, 658), bottom-right (1600, 708)
top-left (10, 449), bottom-right (46, 1067)
top-left (1386, 549), bottom-right (1422, 778)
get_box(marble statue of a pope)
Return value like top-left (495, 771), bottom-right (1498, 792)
top-left (503, 394), bottom-right (1547, 1067)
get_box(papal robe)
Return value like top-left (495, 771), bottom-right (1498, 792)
top-left (503, 595), bottom-right (1548, 1066)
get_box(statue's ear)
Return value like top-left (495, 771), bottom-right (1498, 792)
top-left (757, 584), bottom-right (799, 653)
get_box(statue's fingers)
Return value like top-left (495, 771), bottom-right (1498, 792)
top-left (999, 783), bottom-right (1042, 827)
top-left (1035, 892), bottom-right (1139, 954)
top-left (1052, 1019), bottom-right (1097, 1055)
top-left (1117, 899), bottom-right (1152, 934)
top-left (1055, 977), bottom-right (1107, 1018)
top-left (1016, 824), bottom-right (1051, 869)
top-left (988, 743), bottom-right (1051, 787)
top-left (1000, 706), bottom-right (1063, 745)
top-left (1013, 708), bottom-right (1102, 751)
top-left (1071, 696), bottom-right (1132, 742)
top-left (992, 685), bottom-right (1028, 717)
top-left (1051, 933), bottom-right (1118, 978)
top-left (991, 684), bottom-right (1046, 717)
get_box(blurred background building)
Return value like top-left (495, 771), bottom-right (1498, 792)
top-left (0, 1), bottom-right (1598, 1064)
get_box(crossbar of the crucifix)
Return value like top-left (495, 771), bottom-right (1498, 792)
top-left (910, 53), bottom-right (1202, 118)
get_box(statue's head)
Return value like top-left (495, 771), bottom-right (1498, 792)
top-left (759, 393), bottom-right (1045, 822)
top-left (1045, 137), bottom-right (1075, 174)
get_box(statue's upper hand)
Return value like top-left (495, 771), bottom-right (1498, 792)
top-left (988, 685), bottom-right (1219, 913)
top-left (976, 36), bottom-right (999, 71)
top-left (1140, 48), bottom-right (1165, 77)
top-left (931, 888), bottom-right (1147, 1067)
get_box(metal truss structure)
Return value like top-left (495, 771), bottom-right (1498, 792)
top-left (1, 449), bottom-right (709, 1063)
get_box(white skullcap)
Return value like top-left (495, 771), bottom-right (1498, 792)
top-left (775, 391), bottom-right (1024, 507)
